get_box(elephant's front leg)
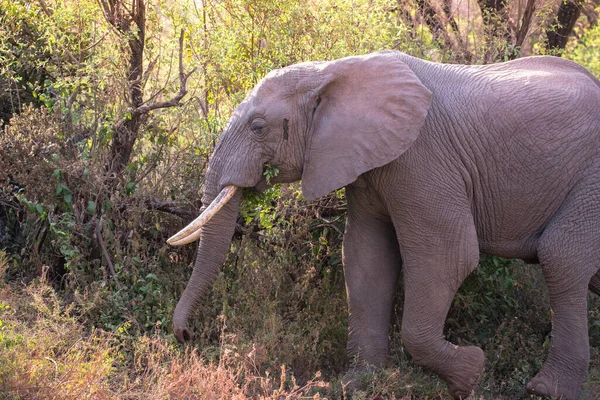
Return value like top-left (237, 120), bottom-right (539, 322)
top-left (342, 186), bottom-right (401, 374)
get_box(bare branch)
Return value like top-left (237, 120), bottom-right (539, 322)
top-left (66, 86), bottom-right (81, 109)
top-left (145, 198), bottom-right (196, 218)
top-left (98, 0), bottom-right (116, 27)
top-left (515, 0), bottom-right (536, 50)
top-left (140, 52), bottom-right (174, 105)
top-left (582, 2), bottom-right (598, 27)
top-left (416, 0), bottom-right (473, 62)
top-left (95, 217), bottom-right (123, 289)
top-left (310, 216), bottom-right (344, 236)
top-left (141, 56), bottom-right (160, 90)
top-left (178, 28), bottom-right (186, 79)
top-left (131, 30), bottom-right (196, 117)
top-left (81, 31), bottom-right (110, 53)
top-left (37, 0), bottom-right (52, 16)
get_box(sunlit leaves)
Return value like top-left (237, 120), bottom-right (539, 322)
top-left (567, 6), bottom-right (600, 79)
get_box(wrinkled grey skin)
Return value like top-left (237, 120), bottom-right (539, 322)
top-left (172, 51), bottom-right (600, 399)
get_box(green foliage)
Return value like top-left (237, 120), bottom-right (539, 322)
top-left (450, 256), bottom-right (521, 331)
top-left (240, 186), bottom-right (281, 229)
top-left (0, 0), bottom-right (102, 119)
top-left (567, 8), bottom-right (600, 78)
top-left (181, 0), bottom-right (419, 95)
top-left (443, 259), bottom-right (555, 397)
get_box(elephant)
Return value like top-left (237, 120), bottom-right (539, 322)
top-left (167, 51), bottom-right (600, 399)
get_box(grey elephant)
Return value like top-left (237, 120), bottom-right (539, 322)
top-left (167, 51), bottom-right (600, 399)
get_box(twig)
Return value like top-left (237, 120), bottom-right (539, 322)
top-left (309, 216), bottom-right (344, 236)
top-left (144, 198), bottom-right (196, 218)
top-left (141, 56), bottom-right (160, 91)
top-left (66, 86), bottom-right (81, 109)
top-left (130, 29), bottom-right (197, 118)
top-left (95, 217), bottom-right (123, 289)
top-left (44, 357), bottom-right (58, 377)
top-left (81, 30), bottom-right (110, 53)
top-left (93, 217), bottom-right (142, 329)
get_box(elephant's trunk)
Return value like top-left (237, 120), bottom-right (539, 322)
top-left (172, 185), bottom-right (243, 343)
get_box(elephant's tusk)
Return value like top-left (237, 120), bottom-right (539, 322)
top-left (167, 185), bottom-right (238, 246)
top-left (167, 229), bottom-right (204, 246)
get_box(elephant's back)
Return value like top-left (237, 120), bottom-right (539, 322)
top-left (406, 57), bottom-right (600, 260)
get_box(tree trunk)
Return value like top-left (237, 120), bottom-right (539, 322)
top-left (512, 0), bottom-right (536, 59)
top-left (105, 0), bottom-right (146, 177)
top-left (546, 0), bottom-right (583, 54)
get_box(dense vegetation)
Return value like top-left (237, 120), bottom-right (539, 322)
top-left (1, 0), bottom-right (599, 398)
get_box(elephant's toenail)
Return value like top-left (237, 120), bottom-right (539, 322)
top-left (534, 383), bottom-right (547, 394)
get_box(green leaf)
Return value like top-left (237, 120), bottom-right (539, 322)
top-left (125, 182), bottom-right (135, 195)
top-left (87, 200), bottom-right (96, 214)
top-left (146, 273), bottom-right (158, 281)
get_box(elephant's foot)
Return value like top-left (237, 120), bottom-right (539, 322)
top-left (526, 369), bottom-right (583, 400)
top-left (439, 346), bottom-right (485, 400)
top-left (341, 364), bottom-right (376, 392)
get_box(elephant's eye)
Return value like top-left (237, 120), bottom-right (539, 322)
top-left (250, 121), bottom-right (265, 135)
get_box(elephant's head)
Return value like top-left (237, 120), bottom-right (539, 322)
top-left (168, 51), bottom-right (432, 343)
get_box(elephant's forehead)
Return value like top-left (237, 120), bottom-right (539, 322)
top-left (234, 87), bottom-right (275, 117)
top-left (244, 76), bottom-right (283, 107)
top-left (250, 78), bottom-right (276, 98)
top-left (241, 62), bottom-right (324, 111)
top-left (252, 70), bottom-right (290, 96)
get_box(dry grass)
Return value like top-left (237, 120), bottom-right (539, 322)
top-left (0, 255), bottom-right (450, 400)
top-left (0, 261), bottom-right (333, 399)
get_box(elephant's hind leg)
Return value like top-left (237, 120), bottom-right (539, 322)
top-left (399, 214), bottom-right (484, 399)
top-left (589, 270), bottom-right (600, 296)
top-left (527, 191), bottom-right (600, 400)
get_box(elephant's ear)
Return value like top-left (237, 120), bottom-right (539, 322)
top-left (301, 52), bottom-right (432, 200)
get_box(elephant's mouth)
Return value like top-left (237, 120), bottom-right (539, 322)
top-left (167, 185), bottom-right (238, 246)
top-left (253, 176), bottom-right (269, 193)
